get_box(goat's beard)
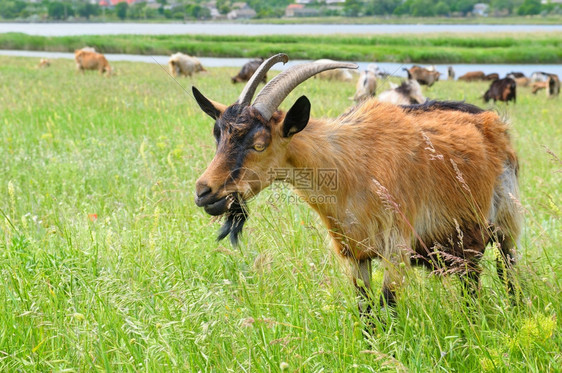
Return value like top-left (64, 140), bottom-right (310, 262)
top-left (217, 193), bottom-right (248, 246)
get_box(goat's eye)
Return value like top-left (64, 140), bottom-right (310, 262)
top-left (253, 143), bottom-right (265, 152)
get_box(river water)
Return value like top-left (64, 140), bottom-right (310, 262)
top-left (1, 22), bottom-right (562, 36)
top-left (2, 49), bottom-right (561, 78)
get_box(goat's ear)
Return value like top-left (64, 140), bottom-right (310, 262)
top-left (192, 86), bottom-right (226, 120)
top-left (282, 95), bottom-right (310, 138)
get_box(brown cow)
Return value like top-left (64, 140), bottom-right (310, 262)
top-left (484, 73), bottom-right (499, 81)
top-left (74, 50), bottom-right (111, 75)
top-left (404, 65), bottom-right (440, 87)
top-left (458, 71), bottom-right (485, 82)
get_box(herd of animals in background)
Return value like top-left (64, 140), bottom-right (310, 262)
top-left (37, 48), bottom-right (560, 103)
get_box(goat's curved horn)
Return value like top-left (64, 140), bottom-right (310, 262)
top-left (253, 61), bottom-right (358, 121)
top-left (237, 53), bottom-right (289, 106)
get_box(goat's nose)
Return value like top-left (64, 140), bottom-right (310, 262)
top-left (195, 182), bottom-right (212, 203)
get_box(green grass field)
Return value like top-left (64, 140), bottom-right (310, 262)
top-left (0, 56), bottom-right (560, 371)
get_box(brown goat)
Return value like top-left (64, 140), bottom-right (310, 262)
top-left (74, 50), bottom-right (111, 75)
top-left (192, 54), bottom-right (521, 317)
top-left (458, 71), bottom-right (485, 82)
top-left (352, 69), bottom-right (377, 103)
top-left (484, 73), bottom-right (499, 81)
top-left (484, 77), bottom-right (516, 104)
top-left (232, 58), bottom-right (266, 84)
top-left (38, 58), bottom-right (51, 68)
top-left (447, 66), bottom-right (455, 80)
top-left (404, 65), bottom-right (440, 87)
top-left (532, 74), bottom-right (561, 97)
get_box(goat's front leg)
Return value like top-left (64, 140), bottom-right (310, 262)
top-left (380, 247), bottom-right (410, 311)
top-left (350, 258), bottom-right (373, 317)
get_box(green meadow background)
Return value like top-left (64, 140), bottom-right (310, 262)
top-left (0, 55), bottom-right (560, 371)
top-left (1, 32), bottom-right (562, 63)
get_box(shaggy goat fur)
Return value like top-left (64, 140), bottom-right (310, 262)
top-left (74, 50), bottom-right (111, 75)
top-left (193, 73), bottom-right (521, 316)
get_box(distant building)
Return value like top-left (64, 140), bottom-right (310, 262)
top-left (100, 0), bottom-right (146, 5)
top-left (286, 3), bottom-right (304, 16)
top-left (227, 3), bottom-right (256, 19)
top-left (473, 3), bottom-right (489, 16)
top-left (285, 3), bottom-right (320, 17)
top-left (294, 0), bottom-right (345, 3)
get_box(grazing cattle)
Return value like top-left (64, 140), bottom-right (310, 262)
top-left (448, 66), bottom-right (455, 80)
top-left (74, 50), bottom-right (111, 75)
top-left (314, 59), bottom-right (353, 82)
top-left (404, 65), bottom-right (440, 87)
top-left (38, 58), bottom-right (51, 68)
top-left (458, 71), bottom-right (486, 82)
top-left (232, 58), bottom-right (266, 84)
top-left (352, 68), bottom-right (377, 103)
top-left (484, 77), bottom-right (516, 104)
top-left (168, 53), bottom-right (206, 78)
top-left (377, 80), bottom-right (426, 106)
top-left (484, 73), bottom-right (499, 81)
top-left (192, 54), bottom-right (521, 318)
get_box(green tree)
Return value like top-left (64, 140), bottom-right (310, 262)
top-left (393, 0), bottom-right (413, 15)
top-left (452, 0), bottom-right (476, 14)
top-left (492, 0), bottom-right (513, 12)
top-left (128, 2), bottom-right (147, 19)
top-left (0, 0), bottom-right (27, 18)
top-left (517, 0), bottom-right (541, 14)
top-left (216, 0), bottom-right (230, 14)
top-left (344, 0), bottom-right (362, 16)
top-left (365, 0), bottom-right (401, 15)
top-left (410, 0), bottom-right (436, 16)
top-left (47, 1), bottom-right (65, 19)
top-left (77, 2), bottom-right (100, 19)
top-left (434, 1), bottom-right (451, 15)
top-left (115, 1), bottom-right (128, 20)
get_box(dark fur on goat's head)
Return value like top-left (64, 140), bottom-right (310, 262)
top-left (192, 54), bottom-right (358, 244)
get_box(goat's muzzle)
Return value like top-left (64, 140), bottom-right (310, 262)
top-left (202, 195), bottom-right (230, 216)
top-left (195, 188), bottom-right (249, 245)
